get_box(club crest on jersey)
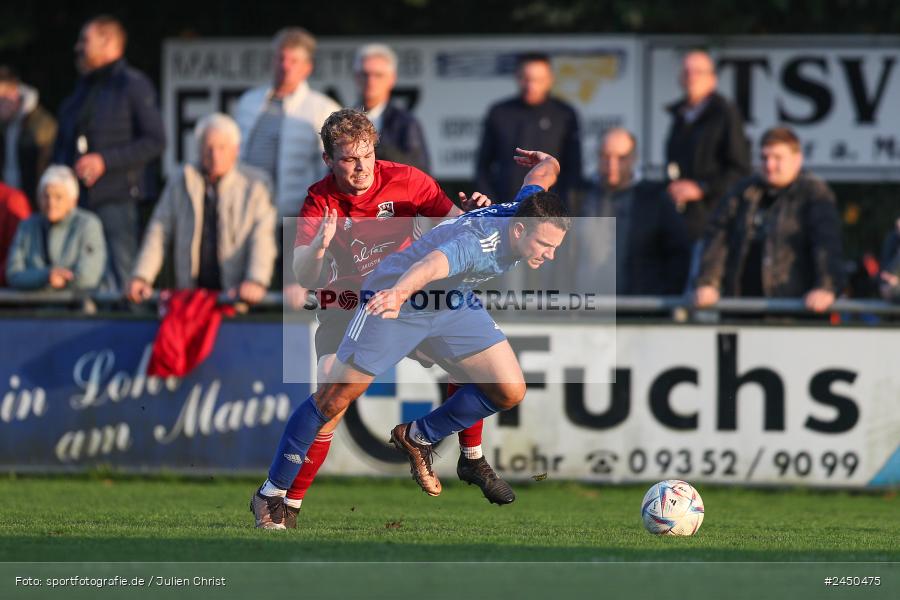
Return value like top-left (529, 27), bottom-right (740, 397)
top-left (376, 202), bottom-right (395, 220)
top-left (344, 217), bottom-right (353, 231)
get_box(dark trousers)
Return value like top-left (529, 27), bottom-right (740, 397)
top-left (93, 201), bottom-right (139, 291)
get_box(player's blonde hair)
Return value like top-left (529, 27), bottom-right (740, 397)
top-left (320, 109), bottom-right (378, 158)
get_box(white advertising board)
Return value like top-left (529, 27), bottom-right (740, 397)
top-left (321, 324), bottom-right (900, 488)
top-left (644, 36), bottom-right (900, 181)
top-left (162, 35), bottom-right (641, 179)
top-left (163, 35), bottom-right (900, 183)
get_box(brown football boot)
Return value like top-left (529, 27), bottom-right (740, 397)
top-left (389, 423), bottom-right (442, 496)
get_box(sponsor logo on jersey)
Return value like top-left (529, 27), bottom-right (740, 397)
top-left (350, 239), bottom-right (397, 264)
top-left (376, 201), bottom-right (395, 220)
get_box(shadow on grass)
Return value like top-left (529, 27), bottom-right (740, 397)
top-left (1, 534), bottom-right (896, 563)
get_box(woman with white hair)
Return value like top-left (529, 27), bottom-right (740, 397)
top-left (128, 113), bottom-right (276, 304)
top-left (6, 165), bottom-right (106, 290)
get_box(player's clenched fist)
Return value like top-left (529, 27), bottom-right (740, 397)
top-left (365, 288), bottom-right (405, 319)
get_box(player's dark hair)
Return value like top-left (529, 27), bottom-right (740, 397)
top-left (516, 52), bottom-right (551, 70)
top-left (513, 191), bottom-right (571, 232)
top-left (320, 108), bottom-right (379, 158)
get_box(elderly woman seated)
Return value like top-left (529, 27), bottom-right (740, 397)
top-left (6, 165), bottom-right (106, 290)
top-left (127, 113), bottom-right (276, 305)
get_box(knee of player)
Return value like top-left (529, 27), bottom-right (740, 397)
top-left (492, 381), bottom-right (527, 410)
top-left (314, 386), bottom-right (351, 419)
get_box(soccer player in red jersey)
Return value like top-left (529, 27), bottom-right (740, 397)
top-left (273, 109), bottom-right (513, 528)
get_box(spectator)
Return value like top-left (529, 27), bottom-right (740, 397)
top-left (665, 50), bottom-right (751, 241)
top-left (353, 43), bottom-right (430, 172)
top-left (475, 53), bottom-right (582, 205)
top-left (234, 27), bottom-right (340, 218)
top-left (0, 182), bottom-right (31, 286)
top-left (127, 113), bottom-right (276, 306)
top-left (52, 15), bottom-right (165, 290)
top-left (6, 166), bottom-right (106, 291)
top-left (0, 66), bottom-right (57, 207)
top-left (573, 128), bottom-right (690, 295)
top-left (694, 127), bottom-right (843, 313)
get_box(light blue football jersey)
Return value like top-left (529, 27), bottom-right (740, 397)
top-left (362, 184), bottom-right (544, 299)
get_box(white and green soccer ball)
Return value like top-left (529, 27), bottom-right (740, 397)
top-left (641, 480), bottom-right (705, 536)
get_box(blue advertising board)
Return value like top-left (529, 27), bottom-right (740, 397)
top-left (0, 317), bottom-right (312, 472)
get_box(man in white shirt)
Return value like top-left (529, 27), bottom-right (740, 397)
top-left (234, 28), bottom-right (341, 218)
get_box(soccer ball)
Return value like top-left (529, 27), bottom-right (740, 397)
top-left (640, 480), bottom-right (704, 536)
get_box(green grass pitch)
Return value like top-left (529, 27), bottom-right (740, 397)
top-left (1, 475), bottom-right (897, 562)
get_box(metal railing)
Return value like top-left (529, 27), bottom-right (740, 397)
top-left (2, 289), bottom-right (900, 319)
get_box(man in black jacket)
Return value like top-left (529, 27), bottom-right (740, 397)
top-left (573, 128), bottom-right (690, 296)
top-left (53, 15), bottom-right (165, 289)
top-left (694, 127), bottom-right (843, 313)
top-left (665, 51), bottom-right (751, 241)
top-left (354, 44), bottom-right (430, 173)
top-left (476, 53), bottom-right (581, 206)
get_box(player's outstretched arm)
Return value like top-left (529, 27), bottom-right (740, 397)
top-left (292, 208), bottom-right (338, 288)
top-left (514, 148), bottom-right (561, 191)
top-left (366, 250), bottom-right (451, 318)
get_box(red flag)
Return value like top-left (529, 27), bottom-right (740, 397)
top-left (147, 289), bottom-right (236, 377)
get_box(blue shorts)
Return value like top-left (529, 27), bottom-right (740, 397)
top-left (336, 306), bottom-right (506, 376)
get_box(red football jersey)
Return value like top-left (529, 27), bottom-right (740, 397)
top-left (295, 161), bottom-right (454, 293)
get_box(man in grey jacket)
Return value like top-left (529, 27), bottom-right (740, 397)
top-left (6, 165), bottom-right (106, 290)
top-left (127, 113), bottom-right (276, 305)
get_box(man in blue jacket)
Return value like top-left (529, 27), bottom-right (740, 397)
top-left (53, 15), bottom-right (165, 290)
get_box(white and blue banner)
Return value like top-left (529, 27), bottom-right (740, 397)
top-left (1, 318), bottom-right (898, 488)
top-left (162, 35), bottom-right (900, 182)
top-left (0, 318), bottom-right (311, 472)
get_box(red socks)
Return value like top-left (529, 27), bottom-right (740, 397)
top-left (449, 382), bottom-right (484, 450)
top-left (286, 431), bottom-right (333, 500)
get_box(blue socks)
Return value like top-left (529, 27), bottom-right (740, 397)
top-left (414, 384), bottom-right (501, 444)
top-left (267, 394), bottom-right (330, 489)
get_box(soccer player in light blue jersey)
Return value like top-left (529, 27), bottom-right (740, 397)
top-left (252, 149), bottom-right (566, 525)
